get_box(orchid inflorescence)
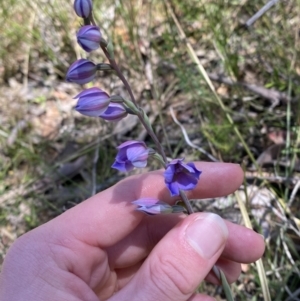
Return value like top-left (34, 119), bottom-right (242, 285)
top-left (67, 0), bottom-right (201, 214)
top-left (66, 1), bottom-right (235, 298)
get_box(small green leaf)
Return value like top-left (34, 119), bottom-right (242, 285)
top-left (220, 269), bottom-right (234, 301)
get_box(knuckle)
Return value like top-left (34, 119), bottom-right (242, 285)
top-left (148, 252), bottom-right (194, 297)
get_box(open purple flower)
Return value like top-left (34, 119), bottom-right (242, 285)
top-left (132, 198), bottom-right (185, 215)
top-left (77, 25), bottom-right (101, 52)
top-left (66, 59), bottom-right (97, 85)
top-left (74, 87), bottom-right (110, 117)
top-left (112, 141), bottom-right (149, 172)
top-left (74, 0), bottom-right (93, 18)
top-left (99, 103), bottom-right (128, 122)
top-left (164, 159), bottom-right (202, 196)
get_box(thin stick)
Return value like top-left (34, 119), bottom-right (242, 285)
top-left (245, 0), bottom-right (279, 28)
top-left (170, 107), bottom-right (218, 162)
top-left (287, 180), bottom-right (300, 207)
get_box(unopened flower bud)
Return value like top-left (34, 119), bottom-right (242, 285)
top-left (74, 0), bottom-right (93, 18)
top-left (132, 198), bottom-right (184, 215)
top-left (77, 25), bottom-right (101, 52)
top-left (66, 59), bottom-right (97, 85)
top-left (74, 87), bottom-right (110, 117)
top-left (99, 103), bottom-right (127, 122)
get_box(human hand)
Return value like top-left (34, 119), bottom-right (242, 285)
top-left (0, 162), bottom-right (265, 301)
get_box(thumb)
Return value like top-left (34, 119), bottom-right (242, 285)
top-left (113, 213), bottom-right (228, 301)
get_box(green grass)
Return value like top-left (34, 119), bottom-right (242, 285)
top-left (1, 0), bottom-right (300, 299)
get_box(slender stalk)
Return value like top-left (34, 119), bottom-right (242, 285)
top-left (101, 47), bottom-right (137, 105)
top-left (179, 190), bottom-right (194, 214)
top-left (91, 11), bottom-right (168, 164)
top-left (100, 46), bottom-right (168, 164)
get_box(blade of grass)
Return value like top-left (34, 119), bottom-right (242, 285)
top-left (236, 179), bottom-right (271, 301)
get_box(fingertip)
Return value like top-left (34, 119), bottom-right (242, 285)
top-left (224, 222), bottom-right (266, 263)
top-left (188, 162), bottom-right (244, 199)
top-left (252, 232), bottom-right (266, 260)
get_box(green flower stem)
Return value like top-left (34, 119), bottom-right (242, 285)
top-left (100, 45), bottom-right (168, 164)
top-left (179, 189), bottom-right (194, 215)
top-left (96, 63), bottom-right (113, 70)
top-left (151, 152), bottom-right (166, 168)
top-left (90, 12), bottom-right (167, 165)
top-left (83, 17), bottom-right (91, 25)
top-left (89, 13), bottom-right (96, 26)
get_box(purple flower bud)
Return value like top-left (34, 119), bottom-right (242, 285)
top-left (74, 87), bottom-right (110, 117)
top-left (132, 198), bottom-right (173, 215)
top-left (112, 141), bottom-right (149, 172)
top-left (77, 25), bottom-right (101, 52)
top-left (164, 159), bottom-right (202, 196)
top-left (74, 0), bottom-right (93, 18)
top-left (99, 103), bottom-right (128, 122)
top-left (66, 59), bottom-right (97, 85)
top-left (132, 198), bottom-right (185, 215)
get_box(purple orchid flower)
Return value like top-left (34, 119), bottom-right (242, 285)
top-left (112, 141), bottom-right (149, 172)
top-left (66, 59), bottom-right (97, 85)
top-left (74, 0), bottom-right (93, 18)
top-left (99, 103), bottom-right (128, 122)
top-left (132, 198), bottom-right (185, 215)
top-left (164, 159), bottom-right (202, 196)
top-left (77, 25), bottom-right (101, 52)
top-left (74, 87), bottom-right (110, 117)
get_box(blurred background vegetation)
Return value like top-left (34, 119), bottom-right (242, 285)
top-left (0, 0), bottom-right (300, 300)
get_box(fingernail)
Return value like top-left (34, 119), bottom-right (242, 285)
top-left (185, 213), bottom-right (228, 259)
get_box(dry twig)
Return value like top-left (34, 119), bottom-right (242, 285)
top-left (169, 107), bottom-right (218, 162)
top-left (245, 0), bottom-right (280, 28)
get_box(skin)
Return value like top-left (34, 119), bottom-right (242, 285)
top-left (0, 162), bottom-right (265, 301)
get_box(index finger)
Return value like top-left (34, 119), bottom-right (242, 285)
top-left (46, 162), bottom-right (243, 248)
